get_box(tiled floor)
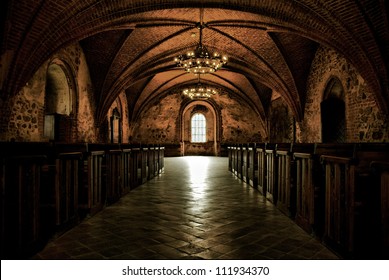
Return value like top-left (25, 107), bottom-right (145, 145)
top-left (33, 156), bottom-right (339, 260)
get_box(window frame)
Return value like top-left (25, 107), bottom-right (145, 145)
top-left (191, 113), bottom-right (207, 143)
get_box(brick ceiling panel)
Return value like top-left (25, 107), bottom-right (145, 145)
top-left (212, 25), bottom-right (300, 102)
top-left (80, 29), bottom-right (132, 101)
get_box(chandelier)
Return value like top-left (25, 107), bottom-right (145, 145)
top-left (174, 8), bottom-right (227, 74)
top-left (182, 75), bottom-right (218, 99)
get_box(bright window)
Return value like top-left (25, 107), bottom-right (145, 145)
top-left (191, 113), bottom-right (206, 143)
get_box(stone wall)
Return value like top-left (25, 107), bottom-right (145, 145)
top-left (0, 65), bottom-right (47, 141)
top-left (75, 47), bottom-right (98, 143)
top-left (218, 92), bottom-right (264, 143)
top-left (131, 94), bottom-right (181, 144)
top-left (268, 97), bottom-right (294, 143)
top-left (106, 92), bottom-right (130, 143)
top-left (130, 89), bottom-right (264, 145)
top-left (297, 46), bottom-right (389, 143)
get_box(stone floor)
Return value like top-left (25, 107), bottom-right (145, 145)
top-left (33, 156), bottom-right (339, 260)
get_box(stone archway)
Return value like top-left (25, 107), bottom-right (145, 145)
top-left (181, 100), bottom-right (219, 156)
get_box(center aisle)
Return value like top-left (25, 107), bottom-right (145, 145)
top-left (34, 156), bottom-right (338, 260)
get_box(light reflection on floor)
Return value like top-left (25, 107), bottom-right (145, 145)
top-left (185, 156), bottom-right (210, 200)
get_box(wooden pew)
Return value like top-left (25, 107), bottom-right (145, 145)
top-left (54, 152), bottom-right (83, 231)
top-left (141, 147), bottom-right (148, 184)
top-left (352, 144), bottom-right (389, 257)
top-left (0, 142), bottom-right (57, 258)
top-left (256, 143), bottom-right (267, 196)
top-left (86, 150), bottom-right (105, 215)
top-left (236, 145), bottom-right (243, 179)
top-left (227, 146), bottom-right (233, 172)
top-left (248, 143), bottom-right (258, 188)
top-left (312, 143), bottom-right (355, 238)
top-left (319, 143), bottom-right (389, 257)
top-left (121, 149), bottom-right (131, 195)
top-left (242, 144), bottom-right (249, 183)
top-left (147, 146), bottom-right (155, 180)
top-left (153, 146), bottom-right (159, 176)
top-left (320, 155), bottom-right (356, 256)
top-left (292, 144), bottom-right (316, 233)
top-left (1, 141), bottom-right (165, 259)
top-left (105, 149), bottom-right (123, 205)
top-left (130, 147), bottom-right (142, 187)
top-left (265, 143), bottom-right (278, 204)
top-left (276, 143), bottom-right (293, 216)
top-left (370, 161), bottom-right (389, 258)
top-left (164, 143), bottom-right (181, 157)
top-left (87, 143), bottom-right (123, 206)
top-left (231, 146), bottom-right (237, 175)
top-left (54, 143), bottom-right (105, 218)
top-left (1, 154), bottom-right (47, 259)
top-left (158, 146), bottom-right (165, 173)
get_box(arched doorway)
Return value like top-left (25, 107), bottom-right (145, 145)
top-left (44, 60), bottom-right (77, 142)
top-left (321, 77), bottom-right (346, 143)
top-left (110, 107), bottom-right (122, 143)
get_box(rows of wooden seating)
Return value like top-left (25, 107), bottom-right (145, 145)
top-left (0, 142), bottom-right (164, 259)
top-left (370, 161), bottom-right (389, 259)
top-left (228, 142), bottom-right (389, 258)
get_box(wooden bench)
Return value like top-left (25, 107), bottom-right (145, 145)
top-left (256, 143), bottom-right (267, 196)
top-left (236, 145), bottom-right (243, 179)
top-left (320, 143), bottom-right (389, 257)
top-left (153, 146), bottom-right (159, 176)
top-left (370, 161), bottom-right (389, 258)
top-left (105, 149), bottom-right (123, 205)
top-left (55, 143), bottom-right (105, 218)
top-left (86, 150), bottom-right (105, 216)
top-left (265, 143), bottom-right (278, 204)
top-left (227, 146), bottom-right (233, 172)
top-left (141, 147), bottom-right (149, 184)
top-left (147, 146), bottom-right (155, 180)
top-left (276, 143), bottom-right (293, 216)
top-left (231, 146), bottom-right (237, 175)
top-left (158, 146), bottom-right (165, 173)
top-left (242, 145), bottom-right (249, 183)
top-left (320, 155), bottom-right (356, 256)
top-left (1, 154), bottom-right (47, 259)
top-left (130, 147), bottom-right (142, 187)
top-left (292, 144), bottom-right (316, 233)
top-left (54, 152), bottom-right (83, 231)
top-left (248, 143), bottom-right (258, 188)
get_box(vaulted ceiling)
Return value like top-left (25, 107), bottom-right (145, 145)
top-left (2, 0), bottom-right (388, 125)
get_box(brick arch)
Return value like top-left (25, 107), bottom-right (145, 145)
top-left (3, 0), bottom-right (388, 120)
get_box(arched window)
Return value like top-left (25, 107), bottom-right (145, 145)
top-left (191, 113), bottom-right (206, 143)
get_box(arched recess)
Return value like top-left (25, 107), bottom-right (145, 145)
top-left (181, 100), bottom-right (220, 156)
top-left (108, 99), bottom-right (123, 144)
top-left (44, 59), bottom-right (77, 142)
top-left (321, 77), bottom-right (346, 143)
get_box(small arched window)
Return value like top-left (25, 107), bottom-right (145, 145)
top-left (191, 113), bottom-right (206, 143)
